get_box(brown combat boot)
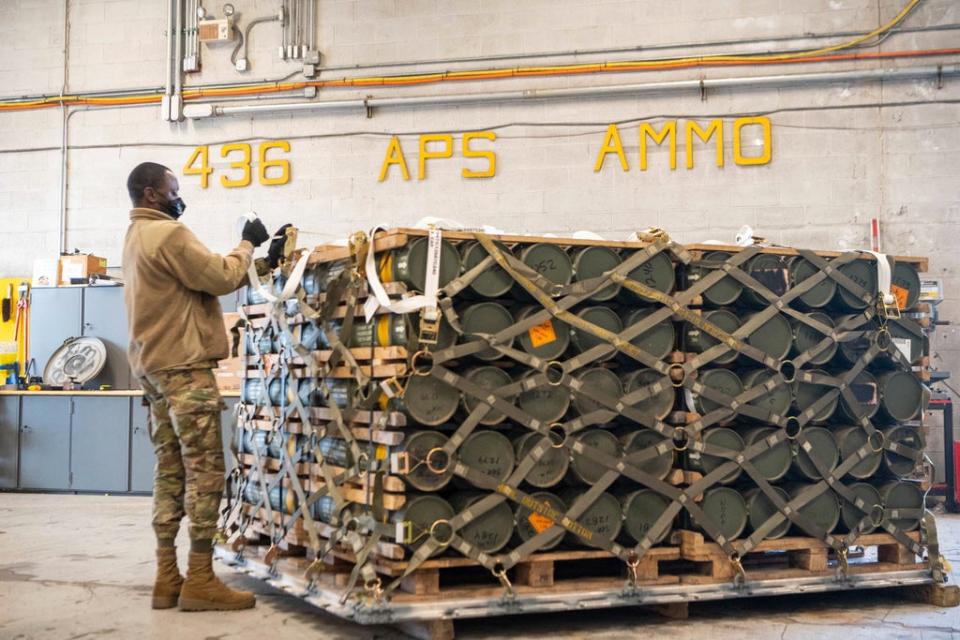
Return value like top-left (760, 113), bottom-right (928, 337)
top-left (152, 547), bottom-right (184, 609)
top-left (178, 551), bottom-right (256, 611)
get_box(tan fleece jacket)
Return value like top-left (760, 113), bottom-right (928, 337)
top-left (123, 207), bottom-right (253, 377)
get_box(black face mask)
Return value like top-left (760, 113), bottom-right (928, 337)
top-left (159, 196), bottom-right (186, 219)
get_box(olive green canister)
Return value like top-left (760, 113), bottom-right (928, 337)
top-left (396, 430), bottom-right (454, 491)
top-left (515, 243), bottom-right (573, 290)
top-left (513, 431), bottom-right (570, 488)
top-left (619, 250), bottom-right (676, 304)
top-left (788, 255), bottom-right (837, 309)
top-left (834, 425), bottom-right (882, 480)
top-left (689, 368), bottom-right (743, 417)
top-left (791, 312), bottom-right (837, 365)
top-left (621, 308), bottom-right (676, 361)
top-left (792, 369), bottom-right (839, 423)
top-left (569, 305), bottom-right (622, 361)
top-left (621, 429), bottom-right (674, 480)
top-left (571, 367), bottom-right (623, 417)
top-left (876, 370), bottom-right (925, 424)
top-left (832, 257), bottom-right (880, 311)
top-left (785, 483), bottom-right (840, 536)
top-left (744, 486), bottom-right (791, 540)
top-left (741, 426), bottom-right (791, 482)
top-left (891, 261), bottom-right (921, 311)
top-left (877, 480), bottom-right (924, 532)
top-left (461, 366), bottom-right (516, 425)
top-left (568, 429), bottom-right (622, 484)
top-left (559, 489), bottom-right (623, 548)
top-left (685, 250), bottom-right (741, 306)
top-left (516, 306), bottom-right (570, 360)
top-left (514, 491), bottom-right (567, 551)
top-left (450, 493), bottom-right (515, 554)
top-left (694, 487), bottom-right (748, 541)
top-left (395, 374), bottom-right (460, 426)
top-left (460, 240), bottom-right (513, 299)
top-left (572, 245), bottom-right (622, 301)
top-left (881, 425), bottom-right (924, 477)
top-left (836, 369), bottom-right (879, 422)
top-left (457, 430), bottom-right (516, 485)
top-left (839, 481), bottom-right (883, 534)
top-left (516, 370), bottom-right (570, 424)
top-left (379, 236), bottom-right (461, 293)
top-left (743, 311), bottom-right (793, 361)
top-left (620, 488), bottom-right (673, 545)
top-left (685, 309), bottom-right (740, 365)
top-left (620, 368), bottom-right (675, 420)
top-left (687, 427), bottom-right (744, 484)
top-left (790, 426), bottom-right (839, 481)
top-left (888, 317), bottom-right (925, 366)
top-left (741, 253), bottom-right (790, 307)
top-left (392, 494), bottom-right (456, 555)
top-left (460, 302), bottom-right (515, 361)
top-left (740, 368), bottom-right (792, 420)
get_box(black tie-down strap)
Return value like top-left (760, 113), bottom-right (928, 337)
top-left (221, 230), bottom-right (938, 605)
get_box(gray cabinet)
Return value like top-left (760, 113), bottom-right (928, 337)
top-left (71, 397), bottom-right (129, 492)
top-left (0, 396), bottom-right (19, 488)
top-left (130, 398), bottom-right (154, 492)
top-left (19, 397), bottom-right (71, 490)
top-left (82, 288), bottom-right (132, 390)
top-left (28, 288), bottom-right (82, 380)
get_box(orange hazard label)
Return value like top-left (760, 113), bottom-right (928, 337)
top-left (528, 319), bottom-right (557, 348)
top-left (890, 285), bottom-right (909, 310)
top-left (528, 512), bottom-right (555, 533)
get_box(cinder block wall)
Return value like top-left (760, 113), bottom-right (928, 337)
top-left (0, 0), bottom-right (958, 458)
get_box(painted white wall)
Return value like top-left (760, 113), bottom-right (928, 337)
top-left (0, 0), bottom-right (958, 451)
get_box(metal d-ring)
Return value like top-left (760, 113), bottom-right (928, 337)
top-left (873, 327), bottom-right (892, 351)
top-left (779, 359), bottom-right (798, 383)
top-left (410, 349), bottom-right (435, 377)
top-left (667, 363), bottom-right (686, 387)
top-left (868, 430), bottom-right (886, 454)
top-left (429, 519), bottom-right (454, 545)
top-left (547, 423), bottom-right (568, 449)
top-left (784, 416), bottom-right (803, 440)
top-left (869, 504), bottom-right (886, 527)
top-left (672, 426), bottom-right (690, 452)
top-left (545, 360), bottom-right (566, 386)
top-left (425, 447), bottom-right (451, 475)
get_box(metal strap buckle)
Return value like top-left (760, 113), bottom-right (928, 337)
top-left (730, 553), bottom-right (746, 587)
top-left (379, 375), bottom-right (405, 399)
top-left (418, 314), bottom-right (441, 346)
top-left (626, 554), bottom-right (640, 587)
top-left (879, 297), bottom-right (901, 321)
top-left (836, 546), bottom-right (850, 580)
top-left (492, 565), bottom-right (515, 599)
top-left (364, 577), bottom-right (384, 602)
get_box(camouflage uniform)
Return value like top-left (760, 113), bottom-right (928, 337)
top-left (140, 366), bottom-right (226, 544)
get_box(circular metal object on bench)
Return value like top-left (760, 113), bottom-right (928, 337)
top-left (43, 336), bottom-right (107, 386)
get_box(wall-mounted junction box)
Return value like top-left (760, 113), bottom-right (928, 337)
top-left (198, 18), bottom-right (234, 42)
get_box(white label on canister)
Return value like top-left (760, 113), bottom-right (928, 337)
top-left (892, 337), bottom-right (912, 362)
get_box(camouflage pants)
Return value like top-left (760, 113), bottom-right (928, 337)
top-left (140, 368), bottom-right (226, 544)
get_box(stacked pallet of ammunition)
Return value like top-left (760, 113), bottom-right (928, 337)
top-left (223, 227), bottom-right (932, 597)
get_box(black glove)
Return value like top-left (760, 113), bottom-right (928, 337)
top-left (267, 223), bottom-right (293, 269)
top-left (242, 218), bottom-right (270, 247)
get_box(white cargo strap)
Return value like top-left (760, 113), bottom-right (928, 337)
top-left (245, 252), bottom-right (310, 303)
top-left (362, 226), bottom-right (442, 322)
top-left (861, 250), bottom-right (896, 306)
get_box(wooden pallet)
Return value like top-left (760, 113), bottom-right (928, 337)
top-left (308, 228), bottom-right (928, 272)
top-left (672, 529), bottom-right (924, 583)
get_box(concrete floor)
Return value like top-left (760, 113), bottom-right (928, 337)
top-left (2, 493), bottom-right (960, 640)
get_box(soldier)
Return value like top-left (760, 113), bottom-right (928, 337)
top-left (122, 161), bottom-right (273, 611)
